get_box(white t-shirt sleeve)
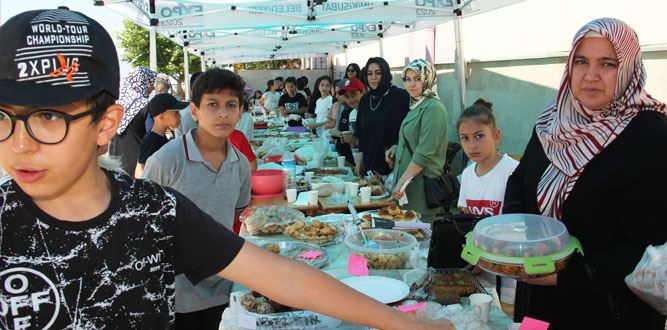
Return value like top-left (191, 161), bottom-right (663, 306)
top-left (457, 164), bottom-right (474, 208)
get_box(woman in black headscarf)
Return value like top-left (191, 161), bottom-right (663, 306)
top-left (344, 57), bottom-right (410, 176)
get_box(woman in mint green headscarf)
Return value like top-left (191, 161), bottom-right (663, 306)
top-left (386, 59), bottom-right (448, 221)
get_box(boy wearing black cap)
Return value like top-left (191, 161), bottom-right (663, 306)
top-left (134, 93), bottom-right (187, 177)
top-left (0, 8), bottom-right (452, 330)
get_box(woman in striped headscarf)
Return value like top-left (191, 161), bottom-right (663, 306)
top-left (503, 18), bottom-right (666, 328)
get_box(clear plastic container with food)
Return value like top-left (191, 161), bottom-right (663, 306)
top-left (461, 214), bottom-right (583, 278)
top-left (344, 229), bottom-right (418, 269)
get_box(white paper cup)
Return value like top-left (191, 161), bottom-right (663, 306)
top-left (348, 182), bottom-right (359, 197)
top-left (469, 293), bottom-right (492, 323)
top-left (337, 156), bottom-right (346, 167)
top-left (307, 190), bottom-right (319, 205)
top-left (304, 171), bottom-right (314, 181)
top-left (359, 186), bottom-right (372, 203)
top-left (286, 188), bottom-right (298, 203)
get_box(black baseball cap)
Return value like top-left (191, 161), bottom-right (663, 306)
top-left (149, 93), bottom-right (189, 117)
top-left (0, 7), bottom-right (120, 107)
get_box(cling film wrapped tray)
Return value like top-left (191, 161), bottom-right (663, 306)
top-left (240, 206), bottom-right (306, 235)
top-left (625, 244), bottom-right (667, 315)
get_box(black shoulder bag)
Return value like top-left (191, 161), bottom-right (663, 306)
top-left (427, 213), bottom-right (487, 268)
top-left (404, 140), bottom-right (460, 209)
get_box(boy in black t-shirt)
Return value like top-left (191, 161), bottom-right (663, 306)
top-left (0, 8), bottom-right (452, 330)
top-left (135, 93), bottom-right (187, 177)
top-left (278, 76), bottom-right (307, 117)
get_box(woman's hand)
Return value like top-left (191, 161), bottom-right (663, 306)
top-left (341, 131), bottom-right (357, 145)
top-left (385, 145), bottom-right (397, 168)
top-left (392, 182), bottom-right (405, 200)
top-left (522, 273), bottom-right (557, 286)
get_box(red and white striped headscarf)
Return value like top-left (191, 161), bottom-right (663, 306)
top-left (535, 18), bottom-right (666, 218)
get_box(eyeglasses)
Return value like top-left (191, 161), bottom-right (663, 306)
top-left (346, 69), bottom-right (356, 73)
top-left (0, 107), bottom-right (102, 144)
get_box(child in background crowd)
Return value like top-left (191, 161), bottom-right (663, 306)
top-left (305, 76), bottom-right (333, 136)
top-left (260, 79), bottom-right (280, 116)
top-left (279, 76), bottom-right (307, 117)
top-left (456, 98), bottom-right (519, 305)
top-left (249, 90), bottom-right (263, 115)
top-left (236, 99), bottom-right (254, 140)
top-left (135, 94), bottom-right (187, 178)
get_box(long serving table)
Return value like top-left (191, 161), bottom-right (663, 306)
top-left (231, 126), bottom-right (515, 329)
top-left (220, 223), bottom-right (516, 329)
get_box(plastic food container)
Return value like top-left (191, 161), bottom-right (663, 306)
top-left (345, 229), bottom-right (417, 269)
top-left (461, 214), bottom-right (583, 278)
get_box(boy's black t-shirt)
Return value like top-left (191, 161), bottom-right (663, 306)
top-left (0, 170), bottom-right (244, 329)
top-left (138, 131), bottom-right (169, 164)
top-left (278, 93), bottom-right (306, 113)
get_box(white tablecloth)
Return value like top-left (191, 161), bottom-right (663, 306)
top-left (221, 231), bottom-right (515, 329)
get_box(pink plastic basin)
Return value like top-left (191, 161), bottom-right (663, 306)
top-left (251, 169), bottom-right (283, 195)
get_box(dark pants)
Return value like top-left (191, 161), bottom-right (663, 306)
top-left (175, 304), bottom-right (227, 330)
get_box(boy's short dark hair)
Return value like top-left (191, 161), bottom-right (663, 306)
top-left (86, 92), bottom-right (117, 123)
top-left (191, 69), bottom-right (245, 107)
top-left (275, 76), bottom-right (284, 82)
top-left (284, 76), bottom-right (297, 85)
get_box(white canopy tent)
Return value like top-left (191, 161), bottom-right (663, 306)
top-left (100, 0), bottom-right (525, 111)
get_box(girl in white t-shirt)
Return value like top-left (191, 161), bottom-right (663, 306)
top-left (457, 98), bottom-right (519, 304)
top-left (260, 79), bottom-right (280, 116)
top-left (457, 99), bottom-right (518, 215)
top-left (305, 76), bottom-right (333, 136)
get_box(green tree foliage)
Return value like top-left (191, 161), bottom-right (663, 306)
top-left (234, 59), bottom-right (301, 70)
top-left (115, 19), bottom-right (201, 85)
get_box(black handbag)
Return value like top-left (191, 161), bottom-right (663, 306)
top-left (404, 140), bottom-right (461, 209)
top-left (427, 214), bottom-right (487, 268)
top-left (424, 163), bottom-right (460, 208)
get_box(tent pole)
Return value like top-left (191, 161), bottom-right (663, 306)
top-left (149, 28), bottom-right (157, 72)
top-left (454, 13), bottom-right (466, 113)
top-left (183, 47), bottom-right (190, 98)
top-left (344, 47), bottom-right (349, 66)
top-left (379, 37), bottom-right (385, 57)
top-left (201, 56), bottom-right (206, 72)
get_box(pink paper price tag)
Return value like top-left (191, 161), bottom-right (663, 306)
top-left (348, 254), bottom-right (369, 276)
top-left (398, 302), bottom-right (425, 313)
top-left (519, 317), bottom-right (550, 330)
top-left (297, 250), bottom-right (322, 259)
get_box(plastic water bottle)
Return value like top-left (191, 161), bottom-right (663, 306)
top-left (281, 152), bottom-right (297, 192)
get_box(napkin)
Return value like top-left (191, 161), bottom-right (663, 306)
top-left (398, 177), bottom-right (413, 206)
top-left (398, 302), bottom-right (426, 312)
top-left (298, 251), bottom-right (323, 259)
top-left (348, 254), bottom-right (369, 276)
top-left (519, 317), bottom-right (550, 330)
top-left (292, 192), bottom-right (310, 206)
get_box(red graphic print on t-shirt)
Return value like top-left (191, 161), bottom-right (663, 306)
top-left (466, 200), bottom-right (502, 216)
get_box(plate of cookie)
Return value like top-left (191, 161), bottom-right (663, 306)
top-left (359, 205), bottom-right (421, 222)
top-left (283, 220), bottom-right (342, 245)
